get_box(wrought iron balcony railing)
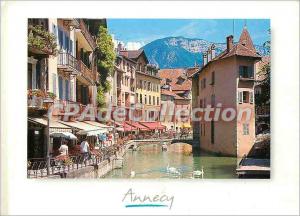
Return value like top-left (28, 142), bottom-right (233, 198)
top-left (58, 52), bottom-right (80, 73)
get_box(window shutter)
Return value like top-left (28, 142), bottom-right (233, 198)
top-left (238, 91), bottom-right (243, 104)
top-left (250, 91), bottom-right (254, 104)
top-left (58, 76), bottom-right (63, 100)
top-left (65, 80), bottom-right (69, 101)
top-left (70, 39), bottom-right (73, 56)
top-left (58, 28), bottom-right (63, 48)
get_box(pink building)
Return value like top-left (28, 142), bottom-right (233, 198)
top-left (192, 28), bottom-right (261, 157)
top-left (159, 69), bottom-right (192, 131)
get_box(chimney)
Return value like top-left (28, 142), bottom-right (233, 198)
top-left (117, 42), bottom-right (122, 52)
top-left (203, 52), bottom-right (207, 66)
top-left (207, 49), bottom-right (212, 62)
top-left (226, 35), bottom-right (234, 52)
top-left (211, 44), bottom-right (216, 59)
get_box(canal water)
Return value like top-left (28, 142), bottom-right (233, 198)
top-left (104, 144), bottom-right (238, 179)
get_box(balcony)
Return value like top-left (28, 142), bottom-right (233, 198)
top-left (76, 19), bottom-right (97, 50)
top-left (57, 52), bottom-right (79, 74)
top-left (76, 61), bottom-right (96, 84)
top-left (28, 24), bottom-right (57, 56)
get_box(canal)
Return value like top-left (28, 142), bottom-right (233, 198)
top-left (104, 143), bottom-right (238, 179)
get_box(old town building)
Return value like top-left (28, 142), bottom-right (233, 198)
top-left (191, 27), bottom-right (261, 157)
top-left (119, 49), bottom-right (162, 125)
top-left (158, 68), bottom-right (192, 131)
top-left (27, 18), bottom-right (106, 158)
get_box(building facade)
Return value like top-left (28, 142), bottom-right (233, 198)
top-left (192, 28), bottom-right (261, 157)
top-left (27, 18), bottom-right (106, 158)
top-left (158, 69), bottom-right (192, 131)
top-left (119, 50), bottom-right (161, 122)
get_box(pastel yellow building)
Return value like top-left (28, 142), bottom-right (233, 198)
top-left (119, 50), bottom-right (161, 121)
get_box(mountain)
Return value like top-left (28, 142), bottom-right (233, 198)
top-left (142, 36), bottom-right (268, 69)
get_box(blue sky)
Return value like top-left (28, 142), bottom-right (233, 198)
top-left (108, 19), bottom-right (270, 49)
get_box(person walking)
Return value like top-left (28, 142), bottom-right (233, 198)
top-left (58, 140), bottom-right (69, 156)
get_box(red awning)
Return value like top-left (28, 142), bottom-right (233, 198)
top-left (126, 121), bottom-right (150, 131)
top-left (123, 122), bottom-right (138, 132)
top-left (140, 122), bottom-right (166, 130)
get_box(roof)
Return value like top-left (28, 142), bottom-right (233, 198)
top-left (186, 67), bottom-right (200, 78)
top-left (158, 68), bottom-right (192, 91)
top-left (171, 80), bottom-right (192, 91)
top-left (119, 49), bottom-right (148, 63)
top-left (197, 27), bottom-right (262, 75)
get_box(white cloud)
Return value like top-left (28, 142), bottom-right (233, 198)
top-left (125, 41), bottom-right (144, 50)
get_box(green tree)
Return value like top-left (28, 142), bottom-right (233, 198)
top-left (96, 26), bottom-right (116, 107)
top-left (255, 29), bottom-right (270, 107)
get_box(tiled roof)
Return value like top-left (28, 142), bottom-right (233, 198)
top-left (196, 28), bottom-right (262, 76)
top-left (158, 68), bottom-right (191, 91)
top-left (119, 50), bottom-right (144, 60)
top-left (158, 68), bottom-right (186, 80)
top-left (171, 80), bottom-right (192, 91)
top-left (186, 67), bottom-right (200, 78)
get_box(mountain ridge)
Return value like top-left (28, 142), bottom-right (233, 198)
top-left (142, 36), bottom-right (267, 69)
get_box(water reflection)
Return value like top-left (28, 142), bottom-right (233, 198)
top-left (104, 144), bottom-right (238, 179)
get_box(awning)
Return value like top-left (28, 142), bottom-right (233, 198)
top-left (126, 121), bottom-right (150, 131)
top-left (50, 132), bottom-right (77, 140)
top-left (28, 117), bottom-right (72, 132)
top-left (140, 122), bottom-right (166, 130)
top-left (123, 122), bottom-right (138, 132)
top-left (116, 127), bottom-right (124, 132)
top-left (84, 121), bottom-right (113, 131)
top-left (59, 121), bottom-right (108, 136)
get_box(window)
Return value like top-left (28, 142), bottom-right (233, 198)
top-left (239, 66), bottom-right (254, 78)
top-left (153, 96), bottom-right (155, 105)
top-left (145, 95), bottom-right (147, 104)
top-left (211, 121), bottom-right (214, 144)
top-left (139, 80), bottom-right (142, 89)
top-left (243, 91), bottom-right (249, 103)
top-left (243, 123), bottom-right (249, 135)
top-left (211, 71), bottom-right (215, 85)
top-left (157, 97), bottom-right (159, 105)
top-left (203, 98), bottom-right (206, 108)
top-left (200, 99), bottom-right (203, 108)
top-left (140, 94), bottom-right (142, 103)
top-left (149, 95), bottom-right (151, 105)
